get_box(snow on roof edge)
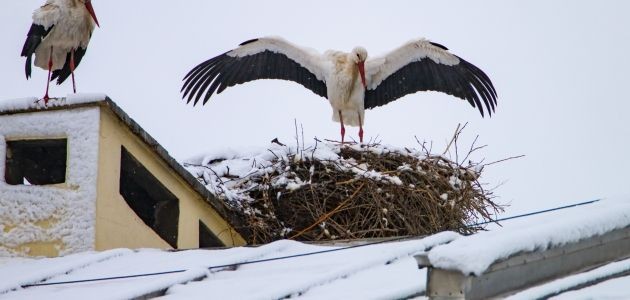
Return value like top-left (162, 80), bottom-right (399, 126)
top-left (0, 93), bottom-right (107, 114)
top-left (428, 196), bottom-right (630, 275)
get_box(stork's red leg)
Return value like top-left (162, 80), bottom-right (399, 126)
top-left (339, 110), bottom-right (346, 144)
top-left (70, 48), bottom-right (76, 93)
top-left (43, 46), bottom-right (53, 104)
top-left (358, 112), bottom-right (364, 143)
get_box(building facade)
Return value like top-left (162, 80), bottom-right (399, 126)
top-left (0, 96), bottom-right (245, 257)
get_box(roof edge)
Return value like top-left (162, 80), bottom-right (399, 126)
top-left (99, 99), bottom-right (247, 236)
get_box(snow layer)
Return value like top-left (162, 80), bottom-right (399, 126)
top-left (0, 97), bottom-right (39, 112)
top-left (507, 257), bottom-right (630, 299)
top-left (550, 273), bottom-right (630, 299)
top-left (297, 256), bottom-right (426, 300)
top-left (0, 93), bottom-right (107, 113)
top-left (164, 233), bottom-right (457, 300)
top-left (0, 249), bottom-right (129, 294)
top-left (0, 233), bottom-right (457, 300)
top-left (0, 107), bottom-right (101, 256)
top-left (428, 197), bottom-right (630, 275)
top-left (184, 141), bottom-right (426, 209)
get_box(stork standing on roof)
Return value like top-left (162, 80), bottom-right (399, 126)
top-left (182, 37), bottom-right (497, 144)
top-left (21, 0), bottom-right (100, 103)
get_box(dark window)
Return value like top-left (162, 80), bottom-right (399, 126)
top-left (119, 147), bottom-right (179, 248)
top-left (199, 220), bottom-right (224, 248)
top-left (5, 139), bottom-right (67, 185)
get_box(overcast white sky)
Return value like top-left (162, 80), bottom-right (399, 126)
top-left (2, 1), bottom-right (629, 215)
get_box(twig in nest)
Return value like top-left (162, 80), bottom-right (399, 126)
top-left (461, 135), bottom-right (487, 167)
top-left (289, 182), bottom-right (366, 240)
top-left (271, 138), bottom-right (285, 146)
top-left (443, 123), bottom-right (463, 155)
top-left (415, 135), bottom-right (433, 154)
top-left (483, 155), bottom-right (525, 167)
top-left (267, 149), bottom-right (280, 161)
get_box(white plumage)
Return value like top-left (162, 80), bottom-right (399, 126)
top-left (325, 48), bottom-right (367, 128)
top-left (22, 0), bottom-right (99, 102)
top-left (227, 38), bottom-right (368, 127)
top-left (182, 37), bottom-right (497, 143)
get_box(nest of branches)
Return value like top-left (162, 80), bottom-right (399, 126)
top-left (188, 124), bottom-right (508, 245)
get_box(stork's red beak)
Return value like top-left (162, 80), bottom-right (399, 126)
top-left (85, 1), bottom-right (100, 27)
top-left (357, 61), bottom-right (366, 89)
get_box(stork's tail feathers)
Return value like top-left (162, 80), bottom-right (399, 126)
top-left (25, 55), bottom-right (32, 79)
top-left (51, 47), bottom-right (87, 85)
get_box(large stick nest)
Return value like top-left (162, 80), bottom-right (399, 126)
top-left (185, 127), bottom-right (505, 245)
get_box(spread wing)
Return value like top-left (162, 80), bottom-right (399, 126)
top-left (364, 39), bottom-right (497, 117)
top-left (181, 37), bottom-right (329, 106)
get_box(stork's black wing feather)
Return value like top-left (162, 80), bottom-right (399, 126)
top-left (364, 56), bottom-right (497, 117)
top-left (21, 23), bottom-right (54, 79)
top-left (182, 50), bottom-right (327, 106)
top-left (51, 47), bottom-right (88, 84)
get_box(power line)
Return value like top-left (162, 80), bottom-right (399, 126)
top-left (21, 270), bottom-right (187, 288)
top-left (21, 198), bottom-right (601, 288)
top-left (21, 235), bottom-right (413, 288)
top-left (470, 199), bottom-right (600, 227)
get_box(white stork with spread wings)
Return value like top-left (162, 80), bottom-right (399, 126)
top-left (21, 0), bottom-right (100, 103)
top-left (182, 37), bottom-right (496, 143)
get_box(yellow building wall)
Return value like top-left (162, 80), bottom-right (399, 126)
top-left (95, 108), bottom-right (245, 250)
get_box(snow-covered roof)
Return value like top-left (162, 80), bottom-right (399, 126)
top-left (0, 233), bottom-right (457, 300)
top-left (1, 197), bottom-right (629, 299)
top-left (0, 94), bottom-right (107, 114)
top-left (0, 95), bottom-right (244, 234)
top-left (428, 196), bottom-right (630, 276)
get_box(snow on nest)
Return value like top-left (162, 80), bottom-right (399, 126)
top-left (0, 93), bottom-right (107, 113)
top-left (183, 141), bottom-right (423, 208)
top-left (428, 196), bottom-right (630, 276)
top-left (183, 140), bottom-right (494, 243)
